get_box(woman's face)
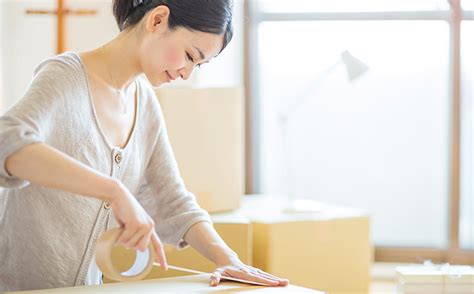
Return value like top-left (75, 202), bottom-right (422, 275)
top-left (137, 6), bottom-right (225, 87)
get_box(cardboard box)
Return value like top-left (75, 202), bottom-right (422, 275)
top-left (239, 195), bottom-right (372, 293)
top-left (396, 264), bottom-right (474, 294)
top-left (9, 274), bottom-right (323, 293)
top-left (155, 87), bottom-right (244, 213)
top-left (106, 211), bottom-right (252, 282)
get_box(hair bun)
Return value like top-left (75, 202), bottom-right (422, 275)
top-left (112, 0), bottom-right (233, 53)
top-left (132, 0), bottom-right (146, 8)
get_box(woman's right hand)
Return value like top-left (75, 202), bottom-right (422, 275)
top-left (3, 143), bottom-right (168, 271)
top-left (109, 181), bottom-right (168, 271)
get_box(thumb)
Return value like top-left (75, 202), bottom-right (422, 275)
top-left (210, 270), bottom-right (222, 287)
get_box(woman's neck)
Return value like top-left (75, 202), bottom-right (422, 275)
top-left (85, 30), bottom-right (143, 92)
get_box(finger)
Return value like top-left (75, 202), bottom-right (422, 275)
top-left (135, 228), bottom-right (153, 252)
top-left (255, 268), bottom-right (277, 279)
top-left (255, 268), bottom-right (289, 285)
top-left (116, 226), bottom-right (138, 248)
top-left (151, 231), bottom-right (168, 271)
top-left (256, 269), bottom-right (290, 285)
top-left (223, 269), bottom-right (279, 286)
top-left (124, 227), bottom-right (149, 250)
top-left (210, 273), bottom-right (219, 287)
top-left (210, 269), bottom-right (224, 287)
top-left (254, 270), bottom-right (280, 282)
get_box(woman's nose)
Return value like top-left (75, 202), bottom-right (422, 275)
top-left (178, 66), bottom-right (193, 81)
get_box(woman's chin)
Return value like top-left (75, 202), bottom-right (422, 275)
top-left (150, 80), bottom-right (167, 88)
top-left (143, 73), bottom-right (167, 88)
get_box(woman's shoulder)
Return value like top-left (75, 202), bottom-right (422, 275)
top-left (32, 51), bottom-right (83, 81)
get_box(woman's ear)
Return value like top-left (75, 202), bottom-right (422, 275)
top-left (145, 5), bottom-right (170, 32)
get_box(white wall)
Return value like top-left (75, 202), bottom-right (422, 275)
top-left (1, 0), bottom-right (118, 109)
top-left (0, 0), bottom-right (244, 109)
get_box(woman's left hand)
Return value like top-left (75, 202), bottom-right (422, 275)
top-left (210, 260), bottom-right (289, 287)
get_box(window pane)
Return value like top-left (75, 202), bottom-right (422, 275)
top-left (460, 21), bottom-right (474, 250)
top-left (258, 0), bottom-right (450, 13)
top-left (463, 0), bottom-right (474, 10)
top-left (258, 21), bottom-right (450, 247)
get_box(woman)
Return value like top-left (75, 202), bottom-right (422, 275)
top-left (0, 0), bottom-right (289, 291)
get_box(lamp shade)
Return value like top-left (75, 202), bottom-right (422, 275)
top-left (341, 50), bottom-right (369, 81)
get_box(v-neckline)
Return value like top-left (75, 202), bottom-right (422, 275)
top-left (73, 51), bottom-right (140, 152)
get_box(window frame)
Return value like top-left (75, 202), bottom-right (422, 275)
top-left (244, 0), bottom-right (474, 264)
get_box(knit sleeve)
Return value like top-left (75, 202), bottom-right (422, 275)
top-left (0, 60), bottom-right (66, 188)
top-left (136, 98), bottom-right (212, 249)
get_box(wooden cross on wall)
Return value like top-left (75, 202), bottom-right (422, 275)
top-left (26, 0), bottom-right (97, 54)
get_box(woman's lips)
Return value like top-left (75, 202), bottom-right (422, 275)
top-left (165, 71), bottom-right (174, 82)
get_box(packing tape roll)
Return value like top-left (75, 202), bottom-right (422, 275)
top-left (95, 228), bottom-right (156, 282)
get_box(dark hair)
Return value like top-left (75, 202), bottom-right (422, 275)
top-left (113, 0), bottom-right (233, 53)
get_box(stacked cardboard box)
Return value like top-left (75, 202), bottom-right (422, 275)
top-left (239, 195), bottom-right (373, 293)
top-left (155, 87), bottom-right (244, 213)
top-left (396, 264), bottom-right (474, 294)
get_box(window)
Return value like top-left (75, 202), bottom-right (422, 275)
top-left (258, 0), bottom-right (450, 12)
top-left (460, 20), bottom-right (474, 250)
top-left (246, 0), bottom-right (474, 262)
top-left (259, 20), bottom-right (450, 248)
top-left (462, 0), bottom-right (474, 10)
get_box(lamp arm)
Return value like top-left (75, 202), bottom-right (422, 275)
top-left (278, 60), bottom-right (341, 124)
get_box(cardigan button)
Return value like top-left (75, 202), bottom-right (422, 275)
top-left (114, 153), bottom-right (122, 164)
top-left (103, 202), bottom-right (111, 210)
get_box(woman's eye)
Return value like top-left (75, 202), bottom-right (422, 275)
top-left (186, 52), bottom-right (194, 63)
